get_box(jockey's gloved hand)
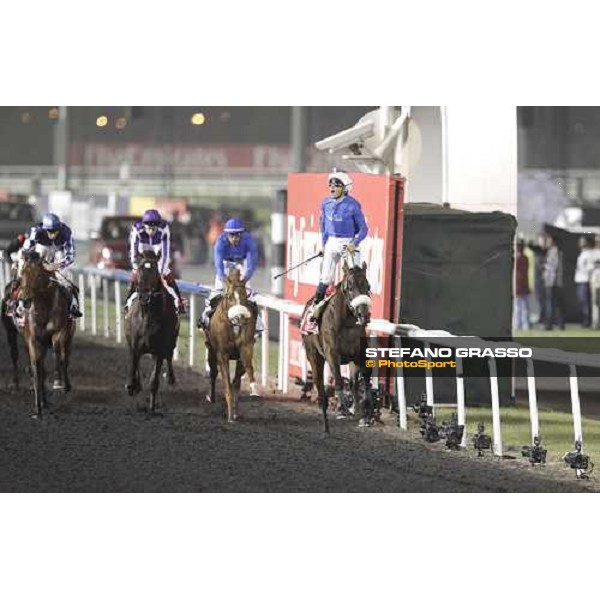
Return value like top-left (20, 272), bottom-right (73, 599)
top-left (317, 250), bottom-right (324, 257)
top-left (345, 242), bottom-right (356, 254)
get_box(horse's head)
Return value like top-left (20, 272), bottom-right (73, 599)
top-left (135, 251), bottom-right (162, 305)
top-left (224, 267), bottom-right (251, 324)
top-left (19, 250), bottom-right (49, 308)
top-left (341, 261), bottom-right (371, 326)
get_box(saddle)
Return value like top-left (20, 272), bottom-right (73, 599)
top-left (300, 288), bottom-right (336, 336)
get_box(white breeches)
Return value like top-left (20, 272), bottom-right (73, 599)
top-left (319, 237), bottom-right (362, 285)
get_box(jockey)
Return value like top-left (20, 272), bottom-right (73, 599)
top-left (313, 170), bottom-right (368, 309)
top-left (199, 217), bottom-right (264, 335)
top-left (21, 213), bottom-right (82, 318)
top-left (126, 208), bottom-right (186, 314)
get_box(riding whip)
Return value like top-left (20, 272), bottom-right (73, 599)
top-left (273, 252), bottom-right (323, 279)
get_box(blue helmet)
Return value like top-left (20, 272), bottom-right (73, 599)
top-left (142, 209), bottom-right (162, 224)
top-left (224, 218), bottom-right (244, 233)
top-left (42, 213), bottom-right (61, 231)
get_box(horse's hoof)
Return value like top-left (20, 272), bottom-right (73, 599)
top-left (53, 380), bottom-right (64, 391)
top-left (31, 414), bottom-right (40, 420)
top-left (205, 394), bottom-right (214, 404)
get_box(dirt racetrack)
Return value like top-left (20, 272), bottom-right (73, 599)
top-left (0, 332), bottom-right (597, 493)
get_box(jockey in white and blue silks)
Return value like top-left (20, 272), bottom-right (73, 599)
top-left (313, 171), bottom-right (369, 307)
top-left (20, 213), bottom-right (82, 318)
top-left (200, 218), bottom-right (264, 334)
top-left (126, 209), bottom-right (186, 314)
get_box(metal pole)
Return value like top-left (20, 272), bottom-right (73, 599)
top-left (488, 358), bottom-right (503, 456)
top-left (569, 364), bottom-right (583, 444)
top-left (0, 259), bottom-right (6, 291)
top-left (261, 307), bottom-right (269, 386)
top-left (114, 281), bottom-right (122, 343)
top-left (271, 189), bottom-right (287, 296)
top-left (370, 333), bottom-right (379, 389)
top-left (291, 107), bottom-right (307, 173)
top-left (102, 278), bottom-right (109, 338)
top-left (90, 274), bottom-right (97, 336)
top-left (188, 295), bottom-right (196, 368)
top-left (394, 336), bottom-right (407, 430)
top-left (455, 356), bottom-right (466, 446)
top-left (526, 359), bottom-right (539, 440)
top-left (54, 106), bottom-right (69, 190)
top-left (78, 273), bottom-right (86, 332)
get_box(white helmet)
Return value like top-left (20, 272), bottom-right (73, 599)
top-left (328, 170), bottom-right (353, 193)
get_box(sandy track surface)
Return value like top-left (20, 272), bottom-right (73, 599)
top-left (0, 333), bottom-right (596, 493)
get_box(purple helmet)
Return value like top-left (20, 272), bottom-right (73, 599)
top-left (142, 209), bottom-right (162, 224)
top-left (224, 218), bottom-right (244, 233)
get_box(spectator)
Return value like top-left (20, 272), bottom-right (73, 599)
top-left (574, 236), bottom-right (596, 328)
top-left (543, 234), bottom-right (565, 330)
top-left (514, 239), bottom-right (530, 330)
top-left (528, 233), bottom-right (547, 325)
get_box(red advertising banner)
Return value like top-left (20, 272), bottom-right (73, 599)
top-left (285, 173), bottom-right (404, 378)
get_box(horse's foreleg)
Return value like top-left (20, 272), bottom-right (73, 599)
top-left (52, 338), bottom-right (64, 391)
top-left (217, 355), bottom-right (235, 422)
top-left (240, 345), bottom-right (259, 397)
top-left (149, 355), bottom-right (163, 412)
top-left (3, 315), bottom-right (20, 388)
top-left (325, 350), bottom-right (345, 418)
top-left (126, 348), bottom-right (142, 396)
top-left (166, 356), bottom-right (176, 386)
top-left (29, 341), bottom-right (44, 417)
top-left (307, 350), bottom-right (329, 434)
top-left (206, 344), bottom-right (218, 404)
top-left (232, 359), bottom-right (244, 407)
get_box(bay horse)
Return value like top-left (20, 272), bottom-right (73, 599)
top-left (1, 282), bottom-right (22, 388)
top-left (125, 251), bottom-right (179, 412)
top-left (16, 249), bottom-right (76, 416)
top-left (204, 268), bottom-right (259, 422)
top-left (302, 260), bottom-right (373, 433)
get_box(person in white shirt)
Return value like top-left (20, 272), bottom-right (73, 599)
top-left (574, 236), bottom-right (596, 328)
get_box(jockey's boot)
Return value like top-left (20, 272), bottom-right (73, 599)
top-left (124, 280), bottom-right (137, 314)
top-left (70, 289), bottom-right (83, 318)
top-left (310, 282), bottom-right (328, 322)
top-left (171, 279), bottom-right (186, 315)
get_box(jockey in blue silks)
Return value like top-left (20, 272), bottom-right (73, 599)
top-left (20, 213), bottom-right (82, 318)
top-left (199, 217), bottom-right (264, 335)
top-left (313, 170), bottom-right (368, 308)
top-left (126, 208), bottom-right (186, 314)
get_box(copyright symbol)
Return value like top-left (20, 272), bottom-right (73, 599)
top-left (366, 360), bottom-right (375, 367)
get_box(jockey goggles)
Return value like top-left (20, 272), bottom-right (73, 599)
top-left (329, 179), bottom-right (344, 188)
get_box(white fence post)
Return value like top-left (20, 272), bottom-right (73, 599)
top-left (188, 294), bottom-right (196, 368)
top-left (424, 342), bottom-right (434, 411)
top-left (102, 278), bottom-right (109, 338)
top-left (455, 356), bottom-right (466, 446)
top-left (569, 364), bottom-right (583, 444)
top-left (488, 357), bottom-right (503, 456)
top-left (0, 259), bottom-right (7, 291)
top-left (261, 306), bottom-right (269, 386)
top-left (277, 311), bottom-right (285, 391)
top-left (90, 274), bottom-right (97, 336)
top-left (526, 359), bottom-right (539, 440)
top-left (78, 273), bottom-right (86, 332)
top-left (394, 336), bottom-right (407, 430)
top-left (282, 312), bottom-right (290, 394)
top-left (114, 281), bottom-right (122, 343)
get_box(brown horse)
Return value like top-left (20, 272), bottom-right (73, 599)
top-left (1, 282), bottom-right (22, 388)
top-left (125, 251), bottom-right (179, 412)
top-left (302, 261), bottom-right (373, 433)
top-left (17, 250), bottom-right (76, 416)
top-left (204, 268), bottom-right (259, 422)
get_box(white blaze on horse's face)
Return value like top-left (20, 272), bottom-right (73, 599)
top-left (144, 262), bottom-right (151, 269)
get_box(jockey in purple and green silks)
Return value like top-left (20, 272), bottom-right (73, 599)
top-left (126, 209), bottom-right (186, 314)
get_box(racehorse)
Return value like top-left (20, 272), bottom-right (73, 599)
top-left (204, 268), bottom-right (259, 422)
top-left (16, 249), bottom-right (76, 416)
top-left (302, 260), bottom-right (373, 433)
top-left (125, 251), bottom-right (179, 412)
top-left (1, 283), bottom-right (21, 388)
